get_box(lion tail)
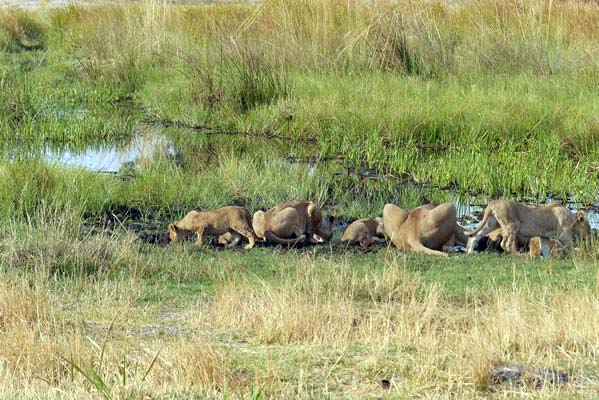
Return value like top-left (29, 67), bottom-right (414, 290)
top-left (264, 231), bottom-right (307, 246)
top-left (464, 207), bottom-right (492, 237)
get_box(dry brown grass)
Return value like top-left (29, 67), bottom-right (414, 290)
top-left (0, 251), bottom-right (598, 398)
top-left (33, 0), bottom-right (599, 81)
top-left (203, 260), bottom-right (599, 397)
top-left (0, 278), bottom-right (83, 392)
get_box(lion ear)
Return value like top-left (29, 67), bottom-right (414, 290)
top-left (168, 223), bottom-right (177, 231)
top-left (576, 211), bottom-right (586, 222)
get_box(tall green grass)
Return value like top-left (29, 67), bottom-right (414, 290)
top-left (3, 0), bottom-right (599, 199)
top-left (43, 0), bottom-right (599, 76)
top-left (0, 9), bottom-right (46, 51)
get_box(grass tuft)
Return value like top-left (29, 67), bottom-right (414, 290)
top-left (0, 10), bottom-right (46, 51)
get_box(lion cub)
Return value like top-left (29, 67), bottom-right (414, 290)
top-left (341, 217), bottom-right (385, 248)
top-left (168, 206), bottom-right (256, 249)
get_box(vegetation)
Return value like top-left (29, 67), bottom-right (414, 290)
top-left (2, 0), bottom-right (599, 199)
top-left (1, 0), bottom-right (599, 398)
top-left (2, 206), bottom-right (599, 398)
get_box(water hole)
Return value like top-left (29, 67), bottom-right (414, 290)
top-left (6, 118), bottom-right (599, 245)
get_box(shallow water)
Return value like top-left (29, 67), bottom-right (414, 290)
top-left (7, 114), bottom-right (599, 233)
top-left (7, 124), bottom-right (176, 173)
top-left (43, 131), bottom-right (175, 173)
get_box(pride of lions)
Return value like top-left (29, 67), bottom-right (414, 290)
top-left (168, 199), bottom-right (591, 257)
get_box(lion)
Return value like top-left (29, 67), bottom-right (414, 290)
top-left (252, 200), bottom-right (333, 245)
top-left (528, 236), bottom-right (557, 258)
top-left (479, 228), bottom-right (530, 252)
top-left (485, 228), bottom-right (565, 258)
top-left (216, 231), bottom-right (243, 248)
top-left (476, 227), bottom-right (565, 258)
top-left (341, 217), bottom-right (385, 248)
top-left (168, 206), bottom-right (257, 249)
top-left (383, 203), bottom-right (468, 257)
top-left (487, 228), bottom-right (565, 258)
top-left (465, 201), bottom-right (590, 254)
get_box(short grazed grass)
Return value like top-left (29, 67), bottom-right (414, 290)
top-left (2, 1), bottom-right (599, 398)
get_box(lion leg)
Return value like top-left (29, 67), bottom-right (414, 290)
top-left (231, 224), bottom-right (257, 250)
top-left (265, 231), bottom-right (306, 245)
top-left (500, 224), bottom-right (519, 253)
top-left (453, 225), bottom-right (469, 247)
top-left (409, 239), bottom-right (449, 257)
top-left (442, 234), bottom-right (455, 253)
top-left (228, 234), bottom-right (242, 249)
top-left (388, 231), bottom-right (409, 251)
top-left (529, 237), bottom-right (550, 257)
top-left (556, 230), bottom-right (574, 249)
top-left (218, 232), bottom-right (234, 245)
top-left (195, 225), bottom-right (207, 246)
top-left (295, 224), bottom-right (305, 239)
top-left (219, 232), bottom-right (242, 249)
top-left (306, 202), bottom-right (323, 236)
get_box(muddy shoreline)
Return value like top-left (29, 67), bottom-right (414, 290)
top-left (88, 204), bottom-right (596, 255)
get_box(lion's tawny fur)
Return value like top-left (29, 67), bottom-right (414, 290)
top-left (341, 217), bottom-right (385, 247)
top-left (168, 206), bottom-right (256, 249)
top-left (383, 203), bottom-right (467, 257)
top-left (253, 200), bottom-right (332, 245)
top-left (466, 200), bottom-right (590, 254)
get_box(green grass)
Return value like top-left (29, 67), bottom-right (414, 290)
top-left (2, 2), bottom-right (599, 398)
top-left (2, 2), bottom-right (599, 199)
top-left (136, 244), bottom-right (599, 303)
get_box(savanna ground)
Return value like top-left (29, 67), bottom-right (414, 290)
top-left (2, 0), bottom-right (599, 398)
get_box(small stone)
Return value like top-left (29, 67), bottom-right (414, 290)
top-left (491, 365), bottom-right (569, 389)
top-left (530, 368), bottom-right (569, 388)
top-left (491, 365), bottom-right (524, 385)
